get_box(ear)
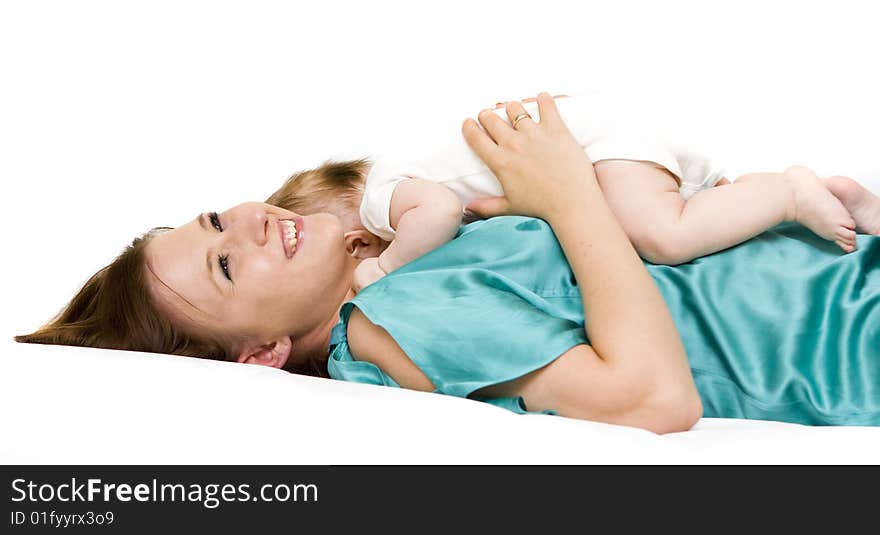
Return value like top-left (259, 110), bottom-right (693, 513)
top-left (235, 336), bottom-right (293, 369)
top-left (344, 229), bottom-right (388, 260)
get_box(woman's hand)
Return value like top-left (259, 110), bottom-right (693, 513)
top-left (492, 94), bottom-right (569, 110)
top-left (463, 93), bottom-right (700, 433)
top-left (461, 92), bottom-right (597, 222)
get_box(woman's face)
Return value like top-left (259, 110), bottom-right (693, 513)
top-left (144, 202), bottom-right (364, 365)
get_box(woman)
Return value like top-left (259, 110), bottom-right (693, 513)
top-left (17, 94), bottom-right (880, 434)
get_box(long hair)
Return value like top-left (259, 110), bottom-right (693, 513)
top-left (14, 228), bottom-right (235, 361)
top-left (15, 226), bottom-right (331, 377)
top-left (15, 158), bottom-right (372, 377)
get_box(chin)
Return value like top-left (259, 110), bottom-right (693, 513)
top-left (305, 212), bottom-right (346, 257)
top-left (312, 212), bottom-right (344, 236)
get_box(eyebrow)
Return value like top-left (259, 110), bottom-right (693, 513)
top-left (198, 213), bottom-right (222, 294)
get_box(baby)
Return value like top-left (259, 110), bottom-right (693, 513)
top-left (268, 93), bottom-right (869, 293)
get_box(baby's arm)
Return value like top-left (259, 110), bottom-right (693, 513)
top-left (378, 178), bottom-right (463, 273)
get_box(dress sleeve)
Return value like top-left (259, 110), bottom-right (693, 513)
top-left (328, 332), bottom-right (547, 415)
top-left (327, 216), bottom-right (589, 416)
top-left (328, 271), bottom-right (588, 415)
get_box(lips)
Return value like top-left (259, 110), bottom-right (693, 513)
top-left (293, 216), bottom-right (304, 253)
top-left (278, 217), bottom-right (304, 259)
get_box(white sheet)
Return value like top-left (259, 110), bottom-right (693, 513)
top-left (3, 341), bottom-right (880, 464)
top-left (3, 1), bottom-right (880, 464)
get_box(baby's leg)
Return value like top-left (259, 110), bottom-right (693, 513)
top-left (594, 161), bottom-right (857, 265)
top-left (825, 175), bottom-right (880, 235)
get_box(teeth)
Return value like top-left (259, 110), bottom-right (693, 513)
top-left (281, 220), bottom-right (298, 254)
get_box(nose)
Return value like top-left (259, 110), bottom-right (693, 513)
top-left (252, 210), bottom-right (270, 246)
top-left (234, 205), bottom-right (269, 247)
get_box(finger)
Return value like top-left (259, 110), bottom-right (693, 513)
top-left (496, 95), bottom-right (560, 109)
top-left (477, 108), bottom-right (515, 145)
top-left (462, 118), bottom-right (501, 167)
top-left (523, 95), bottom-right (566, 103)
top-left (497, 96), bottom-right (538, 109)
top-left (535, 91), bottom-right (564, 127)
top-left (465, 196), bottom-right (511, 219)
top-left (505, 100), bottom-right (537, 133)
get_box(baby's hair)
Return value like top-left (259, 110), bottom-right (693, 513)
top-left (265, 157), bottom-right (370, 215)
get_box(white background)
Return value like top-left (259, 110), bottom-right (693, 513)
top-left (2, 1), bottom-right (879, 463)
top-left (3, 0), bottom-right (879, 336)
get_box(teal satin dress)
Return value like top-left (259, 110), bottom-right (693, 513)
top-left (327, 216), bottom-right (880, 425)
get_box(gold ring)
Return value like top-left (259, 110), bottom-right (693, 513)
top-left (512, 112), bottom-right (532, 129)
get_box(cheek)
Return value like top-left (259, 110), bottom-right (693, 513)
top-left (249, 253), bottom-right (277, 276)
top-left (235, 258), bottom-right (284, 313)
top-left (214, 300), bottom-right (259, 339)
top-left (241, 254), bottom-right (283, 298)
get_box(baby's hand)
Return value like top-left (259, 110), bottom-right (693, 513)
top-left (352, 257), bottom-right (387, 294)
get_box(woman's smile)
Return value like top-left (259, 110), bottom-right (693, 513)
top-left (279, 216), bottom-right (305, 259)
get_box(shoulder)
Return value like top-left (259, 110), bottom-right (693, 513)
top-left (346, 306), bottom-right (436, 392)
top-left (455, 215), bottom-right (554, 244)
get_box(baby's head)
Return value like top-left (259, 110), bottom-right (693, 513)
top-left (266, 157), bottom-right (370, 233)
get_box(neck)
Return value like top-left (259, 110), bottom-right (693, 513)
top-left (284, 286), bottom-right (357, 374)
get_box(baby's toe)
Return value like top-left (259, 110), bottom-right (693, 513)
top-left (835, 239), bottom-right (857, 253)
top-left (836, 226), bottom-right (857, 241)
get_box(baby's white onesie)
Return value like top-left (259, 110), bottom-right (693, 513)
top-left (360, 94), bottom-right (726, 242)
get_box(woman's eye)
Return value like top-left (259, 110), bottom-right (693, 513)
top-left (210, 213), bottom-right (231, 282)
top-left (218, 255), bottom-right (232, 282)
top-left (209, 211), bottom-right (224, 232)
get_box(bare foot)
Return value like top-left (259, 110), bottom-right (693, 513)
top-left (784, 165), bottom-right (857, 253)
top-left (825, 175), bottom-right (880, 236)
